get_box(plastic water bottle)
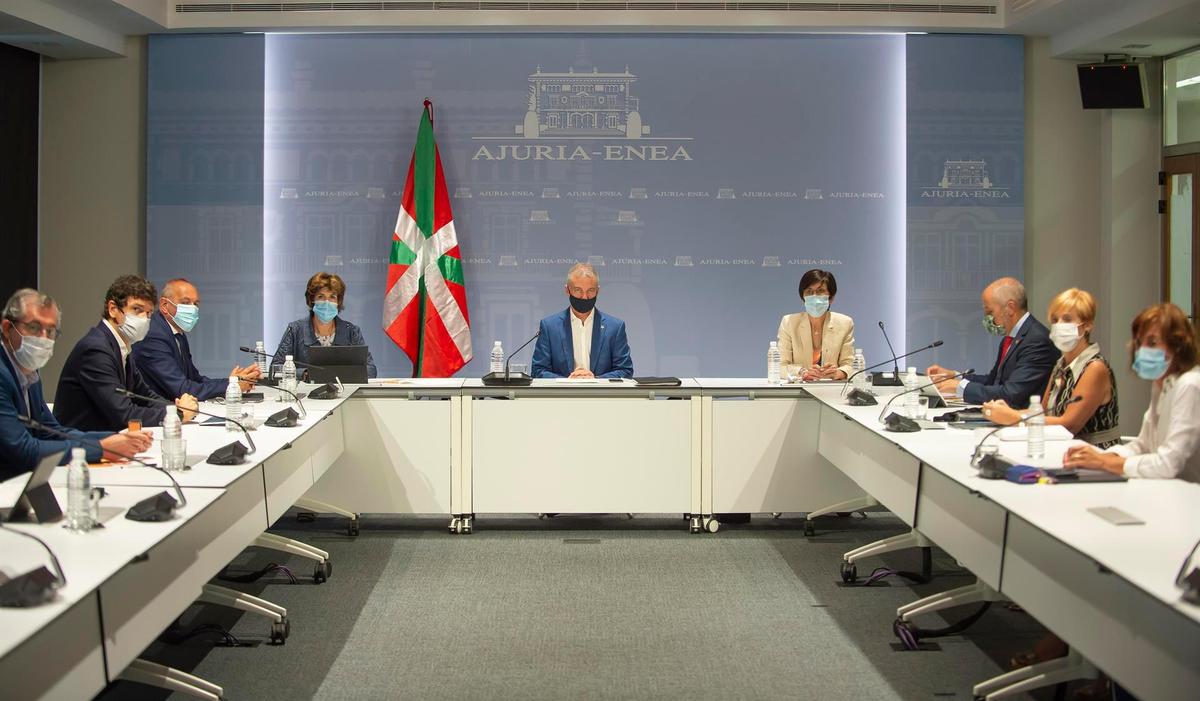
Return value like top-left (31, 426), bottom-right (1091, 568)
top-left (66, 447), bottom-right (91, 531)
top-left (1026, 395), bottom-right (1045, 459)
top-left (903, 366), bottom-right (920, 418)
top-left (161, 409), bottom-right (184, 471)
top-left (225, 376), bottom-right (242, 432)
top-left (767, 341), bottom-right (782, 383)
top-left (851, 348), bottom-right (866, 389)
top-left (490, 341), bottom-right (504, 373)
top-left (281, 355), bottom-right (297, 393)
top-left (255, 340), bottom-right (268, 377)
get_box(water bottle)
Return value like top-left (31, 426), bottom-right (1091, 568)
top-left (767, 341), bottom-right (782, 383)
top-left (281, 355), bottom-right (297, 393)
top-left (255, 340), bottom-right (268, 377)
top-left (490, 341), bottom-right (504, 373)
top-left (903, 366), bottom-right (920, 418)
top-left (66, 447), bottom-right (91, 531)
top-left (1026, 395), bottom-right (1045, 459)
top-left (225, 376), bottom-right (242, 432)
top-left (851, 348), bottom-right (866, 389)
top-left (161, 409), bottom-right (184, 471)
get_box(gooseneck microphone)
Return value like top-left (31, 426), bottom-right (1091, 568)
top-left (877, 321), bottom-right (902, 386)
top-left (971, 395), bottom-right (1082, 477)
top-left (18, 415), bottom-right (187, 508)
top-left (0, 524), bottom-right (66, 607)
top-left (877, 368), bottom-right (974, 424)
top-left (840, 340), bottom-right (945, 397)
top-left (253, 383), bottom-right (306, 418)
top-left (113, 388), bottom-right (256, 456)
top-left (482, 331), bottom-right (540, 386)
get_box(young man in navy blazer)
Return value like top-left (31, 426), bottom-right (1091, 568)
top-left (531, 263), bottom-right (634, 379)
top-left (54, 275), bottom-right (199, 432)
top-left (132, 278), bottom-right (260, 401)
top-left (928, 276), bottom-right (1057, 409)
top-left (0, 289), bottom-right (150, 480)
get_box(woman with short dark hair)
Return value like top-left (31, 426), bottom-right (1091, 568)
top-left (776, 269), bottom-right (855, 381)
top-left (272, 272), bottom-right (377, 379)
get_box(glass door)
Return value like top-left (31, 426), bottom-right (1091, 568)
top-left (1163, 154), bottom-right (1199, 321)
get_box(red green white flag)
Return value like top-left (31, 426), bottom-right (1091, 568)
top-left (384, 101), bottom-right (472, 377)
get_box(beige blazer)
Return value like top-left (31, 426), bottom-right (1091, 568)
top-left (776, 311), bottom-right (856, 378)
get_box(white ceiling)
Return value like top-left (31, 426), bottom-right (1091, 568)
top-left (1, 0), bottom-right (1197, 60)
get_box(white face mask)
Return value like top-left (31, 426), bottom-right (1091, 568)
top-left (117, 313), bottom-right (151, 344)
top-left (10, 332), bottom-right (54, 371)
top-left (1049, 322), bottom-right (1082, 353)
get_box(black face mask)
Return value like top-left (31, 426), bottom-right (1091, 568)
top-left (569, 295), bottom-right (597, 314)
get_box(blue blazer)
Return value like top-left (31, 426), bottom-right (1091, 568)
top-left (531, 309), bottom-right (634, 379)
top-left (962, 315), bottom-right (1058, 409)
top-left (271, 316), bottom-right (377, 379)
top-left (132, 313), bottom-right (228, 401)
top-left (0, 347), bottom-right (108, 480)
top-left (53, 322), bottom-right (170, 431)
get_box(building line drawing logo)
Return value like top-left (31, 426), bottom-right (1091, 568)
top-left (921, 158), bottom-right (1011, 199)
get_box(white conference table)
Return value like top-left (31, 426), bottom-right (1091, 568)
top-left (802, 383), bottom-right (1200, 701)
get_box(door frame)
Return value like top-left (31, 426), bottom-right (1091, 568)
top-left (1161, 154), bottom-right (1200, 320)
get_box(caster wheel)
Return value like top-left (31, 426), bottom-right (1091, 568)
top-left (296, 511), bottom-right (316, 523)
top-left (893, 617), bottom-right (919, 650)
top-left (840, 561), bottom-right (857, 583)
top-left (804, 519), bottom-right (815, 537)
top-left (688, 517), bottom-right (703, 534)
top-left (705, 518), bottom-right (720, 533)
top-left (448, 517), bottom-right (460, 534)
top-left (314, 560), bottom-right (331, 584)
top-left (270, 618), bottom-right (290, 645)
top-left (461, 520), bottom-right (473, 535)
top-left (348, 517), bottom-right (360, 537)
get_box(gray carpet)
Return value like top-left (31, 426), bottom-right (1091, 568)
top-left (97, 513), bottom-right (1061, 700)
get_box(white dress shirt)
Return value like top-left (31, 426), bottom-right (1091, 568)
top-left (1105, 366), bottom-right (1200, 483)
top-left (104, 319), bottom-right (131, 366)
top-left (570, 311), bottom-right (593, 373)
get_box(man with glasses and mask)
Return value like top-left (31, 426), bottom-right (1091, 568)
top-left (926, 276), bottom-right (1057, 409)
top-left (132, 278), bottom-right (260, 401)
top-left (0, 288), bottom-right (152, 480)
top-left (531, 263), bottom-right (633, 379)
top-left (54, 275), bottom-right (199, 431)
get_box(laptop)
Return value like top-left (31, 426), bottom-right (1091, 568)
top-left (0, 451), bottom-right (65, 523)
top-left (307, 344), bottom-right (370, 384)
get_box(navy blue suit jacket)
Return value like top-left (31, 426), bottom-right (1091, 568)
top-left (531, 309), bottom-right (634, 379)
top-left (962, 315), bottom-right (1058, 409)
top-left (132, 313), bottom-right (228, 401)
top-left (271, 316), bottom-right (377, 379)
top-left (54, 322), bottom-right (169, 431)
top-left (0, 347), bottom-right (108, 480)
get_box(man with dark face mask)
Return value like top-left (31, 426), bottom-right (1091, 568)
top-left (926, 276), bottom-right (1057, 409)
top-left (530, 263), bottom-right (633, 379)
top-left (0, 289), bottom-right (151, 480)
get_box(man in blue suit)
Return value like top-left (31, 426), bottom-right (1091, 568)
top-left (133, 278), bottom-right (260, 401)
top-left (531, 263), bottom-right (634, 379)
top-left (0, 288), bottom-right (149, 481)
top-left (928, 277), bottom-right (1057, 409)
top-left (54, 275), bottom-right (199, 432)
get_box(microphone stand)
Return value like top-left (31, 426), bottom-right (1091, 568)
top-left (841, 340), bottom-right (945, 398)
top-left (113, 388), bottom-right (256, 455)
top-left (875, 321), bottom-right (903, 387)
top-left (482, 331), bottom-right (540, 387)
top-left (970, 396), bottom-right (1082, 478)
top-left (18, 415), bottom-right (188, 507)
top-left (877, 369), bottom-right (973, 424)
top-left (0, 524), bottom-right (66, 605)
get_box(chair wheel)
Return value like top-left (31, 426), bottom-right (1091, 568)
top-left (804, 519), bottom-right (815, 537)
top-left (270, 618), bottom-right (290, 645)
top-left (840, 561), bottom-right (857, 583)
top-left (705, 518), bottom-right (720, 533)
top-left (347, 517), bottom-right (360, 537)
top-left (314, 560), bottom-right (331, 584)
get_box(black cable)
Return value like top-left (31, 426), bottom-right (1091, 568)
top-left (216, 562), bottom-right (298, 584)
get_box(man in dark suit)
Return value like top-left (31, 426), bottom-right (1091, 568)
top-left (132, 278), bottom-right (259, 401)
top-left (531, 263), bottom-right (633, 379)
top-left (0, 288), bottom-right (150, 480)
top-left (54, 275), bottom-right (198, 432)
top-left (928, 277), bottom-right (1057, 409)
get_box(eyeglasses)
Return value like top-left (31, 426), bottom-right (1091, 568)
top-left (12, 321), bottom-right (60, 340)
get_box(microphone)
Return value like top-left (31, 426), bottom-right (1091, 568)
top-left (240, 346), bottom-right (325, 385)
top-left (253, 383), bottom-right (306, 419)
top-left (971, 396), bottom-right (1082, 478)
top-left (840, 340), bottom-right (945, 398)
top-left (877, 369), bottom-right (974, 427)
top-left (876, 321), bottom-right (902, 386)
top-left (113, 388), bottom-right (256, 457)
top-left (18, 415), bottom-right (187, 509)
top-left (482, 331), bottom-right (540, 386)
top-left (0, 524), bottom-right (65, 607)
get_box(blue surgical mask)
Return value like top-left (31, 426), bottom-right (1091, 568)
top-left (313, 300), bottom-right (339, 323)
top-left (804, 295), bottom-right (830, 318)
top-left (170, 303), bottom-right (199, 333)
top-left (1132, 346), bottom-right (1170, 381)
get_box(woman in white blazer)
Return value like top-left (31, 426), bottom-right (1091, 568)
top-left (776, 269), bottom-right (855, 381)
